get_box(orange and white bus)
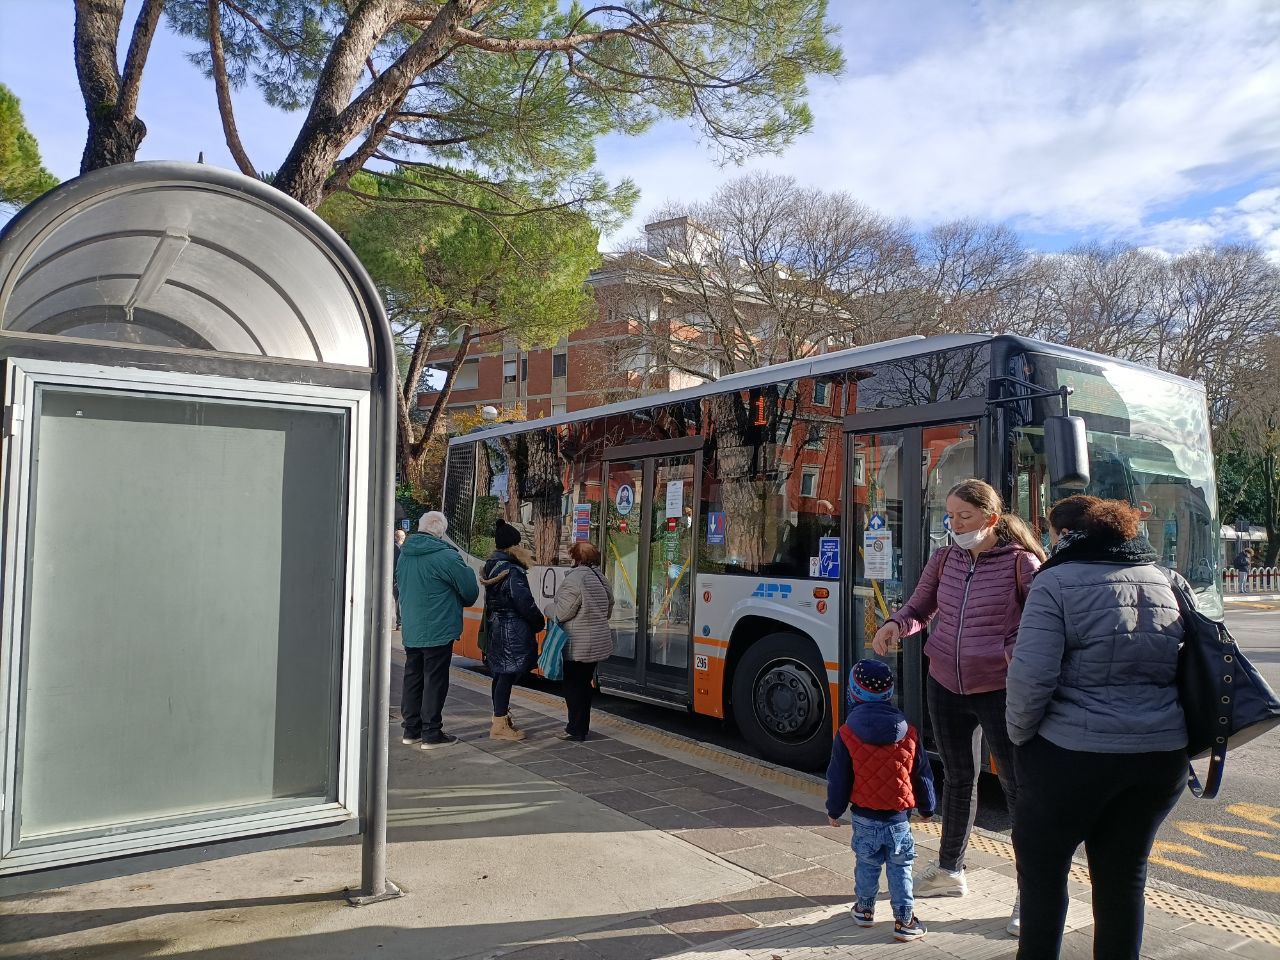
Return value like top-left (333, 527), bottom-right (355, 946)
top-left (441, 334), bottom-right (1220, 768)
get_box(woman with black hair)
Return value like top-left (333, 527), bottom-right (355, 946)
top-left (1007, 495), bottom-right (1188, 960)
top-left (480, 520), bottom-right (544, 741)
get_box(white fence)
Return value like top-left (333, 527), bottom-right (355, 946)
top-left (1223, 568), bottom-right (1280, 593)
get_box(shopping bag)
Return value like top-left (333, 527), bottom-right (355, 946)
top-left (538, 619), bottom-right (568, 681)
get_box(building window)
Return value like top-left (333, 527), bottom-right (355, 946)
top-left (552, 351), bottom-right (568, 378)
top-left (453, 359), bottom-right (479, 391)
top-left (551, 401), bottom-right (567, 416)
top-left (813, 381), bottom-right (831, 405)
top-left (800, 467), bottom-right (820, 498)
top-left (503, 359), bottom-right (517, 384)
top-left (520, 356), bottom-right (528, 382)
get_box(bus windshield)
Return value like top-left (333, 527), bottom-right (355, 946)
top-left (1014, 352), bottom-right (1221, 616)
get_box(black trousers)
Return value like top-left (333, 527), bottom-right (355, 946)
top-left (563, 659), bottom-right (598, 738)
top-left (926, 676), bottom-right (1020, 871)
top-left (402, 644), bottom-right (453, 738)
top-left (1014, 736), bottom-right (1185, 960)
top-left (492, 672), bottom-right (517, 716)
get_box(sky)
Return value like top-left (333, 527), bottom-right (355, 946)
top-left (3, 0), bottom-right (1279, 258)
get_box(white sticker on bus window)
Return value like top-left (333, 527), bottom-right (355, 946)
top-left (666, 479), bottom-right (683, 518)
top-left (615, 484), bottom-right (635, 516)
top-left (864, 530), bottom-right (892, 579)
top-left (809, 557), bottom-right (820, 577)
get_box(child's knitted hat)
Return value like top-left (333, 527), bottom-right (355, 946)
top-left (848, 659), bottom-right (895, 705)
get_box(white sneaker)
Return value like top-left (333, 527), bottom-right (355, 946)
top-left (914, 861), bottom-right (968, 897)
top-left (1006, 895), bottom-right (1020, 938)
top-left (400, 736), bottom-right (421, 745)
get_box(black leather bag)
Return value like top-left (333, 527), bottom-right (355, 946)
top-left (1164, 571), bottom-right (1280, 798)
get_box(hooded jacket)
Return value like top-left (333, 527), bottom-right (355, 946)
top-left (826, 700), bottom-right (936, 823)
top-left (1006, 534), bottom-right (1187, 753)
top-left (396, 533), bottom-right (480, 648)
top-left (481, 547), bottom-right (544, 675)
top-left (891, 543), bottom-right (1040, 695)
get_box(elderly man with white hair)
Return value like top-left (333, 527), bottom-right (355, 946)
top-left (397, 511), bottom-right (479, 747)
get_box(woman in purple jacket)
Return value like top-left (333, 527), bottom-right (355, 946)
top-left (872, 479), bottom-right (1044, 936)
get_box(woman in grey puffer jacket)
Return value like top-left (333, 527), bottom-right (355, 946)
top-left (549, 541), bottom-right (614, 742)
top-left (1007, 496), bottom-right (1187, 960)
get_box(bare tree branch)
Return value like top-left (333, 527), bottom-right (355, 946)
top-left (207, 0), bottom-right (257, 177)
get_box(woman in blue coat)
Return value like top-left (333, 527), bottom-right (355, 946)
top-left (480, 520), bottom-right (544, 741)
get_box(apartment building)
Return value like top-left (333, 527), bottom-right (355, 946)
top-left (417, 217), bottom-right (748, 419)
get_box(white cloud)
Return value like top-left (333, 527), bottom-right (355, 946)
top-left (597, 0), bottom-right (1280, 250)
top-left (1142, 187), bottom-right (1280, 261)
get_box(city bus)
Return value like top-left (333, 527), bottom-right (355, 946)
top-left (440, 334), bottom-right (1220, 768)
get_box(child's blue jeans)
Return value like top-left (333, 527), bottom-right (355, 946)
top-left (852, 815), bottom-right (916, 923)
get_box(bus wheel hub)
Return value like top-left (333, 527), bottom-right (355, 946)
top-left (754, 663), bottom-right (822, 740)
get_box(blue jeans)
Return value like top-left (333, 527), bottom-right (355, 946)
top-left (852, 816), bottom-right (916, 923)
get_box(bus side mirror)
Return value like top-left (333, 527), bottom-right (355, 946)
top-left (1045, 415), bottom-right (1090, 489)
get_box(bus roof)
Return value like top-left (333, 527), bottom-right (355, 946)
top-left (447, 332), bottom-right (1204, 446)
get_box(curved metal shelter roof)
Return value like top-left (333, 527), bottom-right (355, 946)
top-left (0, 162), bottom-right (379, 369)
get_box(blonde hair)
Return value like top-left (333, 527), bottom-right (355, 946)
top-left (947, 479), bottom-right (1047, 562)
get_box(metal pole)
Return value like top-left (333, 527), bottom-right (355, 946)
top-left (348, 317), bottom-right (403, 907)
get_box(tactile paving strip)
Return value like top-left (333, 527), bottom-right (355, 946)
top-left (1146, 887), bottom-right (1280, 946)
top-left (452, 667), bottom-right (1280, 946)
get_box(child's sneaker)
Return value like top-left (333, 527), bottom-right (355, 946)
top-left (894, 915), bottom-right (926, 942)
top-left (849, 904), bottom-right (875, 927)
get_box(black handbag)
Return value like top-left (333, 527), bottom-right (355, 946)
top-left (1164, 571), bottom-right (1280, 798)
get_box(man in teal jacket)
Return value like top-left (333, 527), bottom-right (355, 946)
top-left (398, 511), bottom-right (480, 747)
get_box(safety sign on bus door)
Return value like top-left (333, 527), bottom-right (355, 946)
top-left (819, 537), bottom-right (840, 578)
top-left (573, 503), bottom-right (592, 542)
top-left (864, 529), bottom-right (892, 580)
top-left (707, 511), bottom-right (726, 545)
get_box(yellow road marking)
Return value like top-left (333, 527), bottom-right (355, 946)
top-left (1150, 842), bottom-right (1280, 894)
top-left (1229, 804), bottom-right (1280, 831)
top-left (1174, 821), bottom-right (1273, 852)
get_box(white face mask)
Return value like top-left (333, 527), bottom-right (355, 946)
top-left (951, 526), bottom-right (992, 550)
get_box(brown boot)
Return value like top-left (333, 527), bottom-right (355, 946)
top-left (490, 715), bottom-right (525, 741)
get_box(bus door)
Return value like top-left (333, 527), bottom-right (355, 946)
top-left (598, 439), bottom-right (703, 702)
top-left (840, 400), bottom-right (988, 733)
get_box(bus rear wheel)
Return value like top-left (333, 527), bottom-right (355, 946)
top-left (731, 633), bottom-right (831, 770)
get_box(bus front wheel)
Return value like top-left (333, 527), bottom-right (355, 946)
top-left (731, 633), bottom-right (831, 770)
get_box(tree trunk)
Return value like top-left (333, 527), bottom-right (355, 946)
top-left (74, 0), bottom-right (162, 173)
top-left (401, 328), bottom-right (472, 500)
top-left (272, 0), bottom-right (483, 207)
top-left (1267, 450), bottom-right (1279, 566)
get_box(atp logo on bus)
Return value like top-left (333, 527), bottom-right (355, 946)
top-left (751, 582), bottom-right (793, 601)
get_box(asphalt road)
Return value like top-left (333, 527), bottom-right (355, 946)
top-left (512, 604), bottom-right (1280, 915)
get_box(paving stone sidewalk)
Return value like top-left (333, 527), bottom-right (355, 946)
top-left (434, 668), bottom-right (1280, 960)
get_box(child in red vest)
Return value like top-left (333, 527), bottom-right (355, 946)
top-left (826, 659), bottom-right (937, 942)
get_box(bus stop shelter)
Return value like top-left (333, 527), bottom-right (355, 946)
top-left (0, 162), bottom-right (398, 900)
